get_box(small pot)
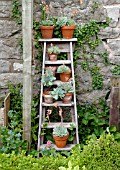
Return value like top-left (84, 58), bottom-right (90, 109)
top-left (60, 71), bottom-right (71, 82)
top-left (43, 91), bottom-right (53, 104)
top-left (62, 93), bottom-right (73, 104)
top-left (40, 26), bottom-right (54, 39)
top-left (45, 66), bottom-right (57, 76)
top-left (61, 25), bottom-right (76, 39)
top-left (48, 53), bottom-right (58, 61)
top-left (53, 133), bottom-right (69, 148)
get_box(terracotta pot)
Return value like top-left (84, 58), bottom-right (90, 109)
top-left (48, 53), bottom-right (58, 61)
top-left (60, 71), bottom-right (71, 82)
top-left (45, 66), bottom-right (57, 76)
top-left (43, 91), bottom-right (53, 104)
top-left (40, 26), bottom-right (54, 39)
top-left (61, 25), bottom-right (76, 39)
top-left (62, 93), bottom-right (73, 104)
top-left (53, 133), bottom-right (69, 148)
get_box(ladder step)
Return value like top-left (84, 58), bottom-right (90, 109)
top-left (39, 144), bottom-right (76, 151)
top-left (45, 60), bottom-right (71, 65)
top-left (41, 122), bottom-right (76, 128)
top-left (39, 38), bottom-right (77, 42)
top-left (42, 101), bottom-right (74, 107)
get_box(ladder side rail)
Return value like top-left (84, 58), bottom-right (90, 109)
top-left (70, 41), bottom-right (79, 144)
top-left (37, 42), bottom-right (46, 150)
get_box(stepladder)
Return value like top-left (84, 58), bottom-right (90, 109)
top-left (37, 38), bottom-right (79, 152)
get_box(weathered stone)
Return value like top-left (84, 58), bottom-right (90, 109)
top-left (102, 0), bottom-right (120, 5)
top-left (0, 60), bottom-right (10, 73)
top-left (0, 1), bottom-right (12, 18)
top-left (107, 39), bottom-right (120, 56)
top-left (104, 6), bottom-right (120, 27)
top-left (0, 73), bottom-right (23, 88)
top-left (13, 63), bottom-right (23, 71)
top-left (99, 27), bottom-right (120, 39)
top-left (0, 108), bottom-right (4, 126)
top-left (0, 20), bottom-right (21, 38)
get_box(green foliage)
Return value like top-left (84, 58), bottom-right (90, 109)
top-left (53, 126), bottom-right (68, 137)
top-left (59, 161), bottom-right (79, 170)
top-left (69, 133), bottom-right (120, 170)
top-left (48, 45), bottom-right (60, 54)
top-left (40, 19), bottom-right (54, 26)
top-left (77, 98), bottom-right (109, 144)
top-left (57, 64), bottom-right (71, 73)
top-left (107, 126), bottom-right (120, 143)
top-left (12, 0), bottom-right (22, 24)
top-left (41, 69), bottom-right (56, 87)
top-left (112, 65), bottom-right (120, 75)
top-left (90, 65), bottom-right (103, 90)
top-left (50, 87), bottom-right (65, 100)
top-left (59, 82), bottom-right (74, 93)
top-left (57, 17), bottom-right (76, 27)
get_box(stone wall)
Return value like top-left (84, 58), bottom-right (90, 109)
top-left (0, 0), bottom-right (23, 102)
top-left (0, 0), bottom-right (120, 104)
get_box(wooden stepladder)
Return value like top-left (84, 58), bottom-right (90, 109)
top-left (37, 38), bottom-right (79, 151)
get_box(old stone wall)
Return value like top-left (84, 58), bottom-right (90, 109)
top-left (0, 0), bottom-right (120, 105)
top-left (0, 0), bottom-right (22, 102)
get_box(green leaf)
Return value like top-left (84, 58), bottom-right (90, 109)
top-left (109, 126), bottom-right (116, 132)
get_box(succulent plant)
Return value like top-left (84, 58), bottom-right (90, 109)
top-left (50, 87), bottom-right (65, 100)
top-left (53, 125), bottom-right (68, 137)
top-left (59, 82), bottom-right (74, 93)
top-left (57, 17), bottom-right (76, 27)
top-left (57, 64), bottom-right (71, 73)
top-left (48, 45), bottom-right (60, 54)
top-left (40, 19), bottom-right (54, 26)
top-left (42, 69), bottom-right (56, 87)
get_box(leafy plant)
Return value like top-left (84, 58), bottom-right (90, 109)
top-left (57, 17), bottom-right (76, 27)
top-left (59, 161), bottom-right (79, 170)
top-left (48, 45), bottom-right (60, 54)
top-left (53, 126), bottom-right (68, 137)
top-left (42, 69), bottom-right (56, 87)
top-left (50, 87), bottom-right (65, 100)
top-left (59, 82), bottom-right (74, 93)
top-left (40, 19), bottom-right (54, 26)
top-left (112, 65), bottom-right (120, 75)
top-left (57, 64), bottom-right (71, 73)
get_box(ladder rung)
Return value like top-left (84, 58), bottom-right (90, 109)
top-left (39, 144), bottom-right (76, 151)
top-left (45, 60), bottom-right (71, 65)
top-left (39, 38), bottom-right (77, 42)
top-left (42, 101), bottom-right (74, 107)
top-left (41, 122), bottom-right (76, 128)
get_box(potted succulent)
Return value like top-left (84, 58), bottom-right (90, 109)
top-left (52, 107), bottom-right (69, 148)
top-left (50, 86), bottom-right (65, 100)
top-left (57, 17), bottom-right (76, 39)
top-left (40, 19), bottom-right (54, 39)
top-left (42, 69), bottom-right (56, 104)
top-left (47, 44), bottom-right (60, 61)
top-left (57, 64), bottom-right (71, 82)
top-left (45, 66), bottom-right (57, 76)
top-left (59, 82), bottom-right (74, 103)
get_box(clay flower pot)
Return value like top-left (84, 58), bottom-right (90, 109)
top-left (45, 66), bottom-right (57, 76)
top-left (61, 25), bottom-right (76, 39)
top-left (62, 92), bottom-right (73, 104)
top-left (52, 133), bottom-right (69, 148)
top-left (40, 26), bottom-right (54, 39)
top-left (60, 71), bottom-right (71, 82)
top-left (43, 91), bottom-right (53, 104)
top-left (48, 53), bottom-right (58, 61)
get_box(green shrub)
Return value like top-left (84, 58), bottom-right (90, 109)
top-left (69, 133), bottom-right (120, 170)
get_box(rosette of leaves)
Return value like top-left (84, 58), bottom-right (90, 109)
top-left (57, 17), bottom-right (76, 27)
top-left (53, 126), bottom-right (68, 137)
top-left (42, 69), bottom-right (56, 87)
top-left (48, 45), bottom-right (60, 54)
top-left (50, 86), bottom-right (65, 100)
top-left (59, 82), bottom-right (73, 93)
top-left (40, 19), bottom-right (54, 26)
top-left (57, 64), bottom-right (71, 73)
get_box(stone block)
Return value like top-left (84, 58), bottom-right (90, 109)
top-left (0, 20), bottom-right (21, 38)
top-left (0, 108), bottom-right (4, 126)
top-left (0, 73), bottom-right (23, 88)
top-left (13, 62), bottom-right (23, 71)
top-left (104, 6), bottom-right (120, 27)
top-left (0, 60), bottom-right (10, 73)
top-left (99, 27), bottom-right (120, 39)
top-left (0, 1), bottom-right (12, 18)
top-left (102, 0), bottom-right (120, 5)
top-left (107, 39), bottom-right (120, 56)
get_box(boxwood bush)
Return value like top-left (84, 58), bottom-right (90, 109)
top-left (0, 133), bottom-right (120, 170)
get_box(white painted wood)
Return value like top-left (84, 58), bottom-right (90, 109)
top-left (22, 0), bottom-right (33, 150)
top-left (42, 101), bottom-right (74, 107)
top-left (39, 38), bottom-right (77, 42)
top-left (41, 122), bottom-right (76, 128)
top-left (45, 60), bottom-right (71, 65)
top-left (39, 144), bottom-right (76, 151)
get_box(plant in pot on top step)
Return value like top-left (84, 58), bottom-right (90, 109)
top-left (47, 43), bottom-right (60, 61)
top-left (57, 17), bottom-right (76, 39)
top-left (40, 19), bottom-right (54, 39)
top-left (42, 69), bottom-right (56, 104)
top-left (52, 107), bottom-right (69, 148)
top-left (57, 64), bottom-right (71, 82)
